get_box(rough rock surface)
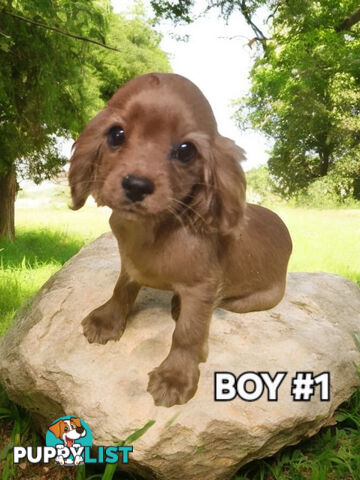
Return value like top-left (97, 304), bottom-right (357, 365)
top-left (1, 233), bottom-right (360, 480)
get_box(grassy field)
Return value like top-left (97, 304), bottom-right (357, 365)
top-left (279, 206), bottom-right (360, 285)
top-left (0, 201), bottom-right (359, 479)
top-left (0, 205), bottom-right (110, 336)
top-left (1, 204), bottom-right (359, 337)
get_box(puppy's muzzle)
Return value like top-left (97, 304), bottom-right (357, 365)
top-left (122, 174), bottom-right (155, 202)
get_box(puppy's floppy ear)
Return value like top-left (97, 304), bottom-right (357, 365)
top-left (68, 108), bottom-right (108, 210)
top-left (70, 417), bottom-right (82, 428)
top-left (48, 420), bottom-right (65, 438)
top-left (203, 135), bottom-right (246, 235)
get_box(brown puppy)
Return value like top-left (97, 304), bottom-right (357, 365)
top-left (69, 73), bottom-right (292, 407)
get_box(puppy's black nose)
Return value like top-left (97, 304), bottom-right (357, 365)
top-left (122, 174), bottom-right (154, 202)
top-left (76, 427), bottom-right (84, 434)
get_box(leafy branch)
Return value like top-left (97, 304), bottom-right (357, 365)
top-left (1, 8), bottom-right (122, 52)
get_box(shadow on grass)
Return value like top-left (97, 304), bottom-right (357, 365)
top-left (0, 228), bottom-right (84, 268)
top-left (0, 229), bottom-right (85, 336)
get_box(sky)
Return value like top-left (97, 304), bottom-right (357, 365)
top-left (111, 0), bottom-right (271, 171)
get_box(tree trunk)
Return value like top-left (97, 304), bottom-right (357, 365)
top-left (336, 7), bottom-right (360, 31)
top-left (0, 169), bottom-right (17, 241)
top-left (319, 154), bottom-right (329, 177)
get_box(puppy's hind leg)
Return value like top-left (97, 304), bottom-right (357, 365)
top-left (220, 282), bottom-right (286, 314)
top-left (82, 270), bottom-right (140, 344)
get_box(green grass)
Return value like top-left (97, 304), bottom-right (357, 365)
top-left (0, 206), bottom-right (110, 335)
top-left (0, 202), bottom-right (359, 479)
top-left (1, 204), bottom-right (358, 336)
top-left (279, 206), bottom-right (360, 286)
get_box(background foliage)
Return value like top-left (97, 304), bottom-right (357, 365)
top-left (235, 0), bottom-right (360, 202)
top-left (0, 0), bottom-right (170, 220)
top-left (151, 0), bottom-right (360, 204)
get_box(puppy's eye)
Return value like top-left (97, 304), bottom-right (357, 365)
top-left (107, 126), bottom-right (125, 148)
top-left (64, 426), bottom-right (69, 432)
top-left (172, 142), bottom-right (197, 163)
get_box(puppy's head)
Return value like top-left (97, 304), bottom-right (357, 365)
top-left (69, 73), bottom-right (246, 234)
top-left (48, 417), bottom-right (85, 447)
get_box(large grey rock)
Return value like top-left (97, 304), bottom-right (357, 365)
top-left (1, 233), bottom-right (360, 480)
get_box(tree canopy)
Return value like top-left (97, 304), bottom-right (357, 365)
top-left (0, 0), bottom-right (170, 238)
top-left (151, 0), bottom-right (360, 201)
top-left (235, 0), bottom-right (360, 200)
top-left (0, 0), bottom-right (170, 182)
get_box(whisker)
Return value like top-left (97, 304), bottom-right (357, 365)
top-left (167, 206), bottom-right (186, 229)
top-left (171, 197), bottom-right (208, 225)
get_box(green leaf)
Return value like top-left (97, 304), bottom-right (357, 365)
top-left (353, 332), bottom-right (360, 352)
top-left (75, 464), bottom-right (86, 480)
top-left (123, 419), bottom-right (155, 445)
top-left (0, 443), bottom-right (13, 461)
top-left (101, 420), bottom-right (155, 480)
top-left (0, 407), bottom-right (12, 416)
top-left (101, 462), bottom-right (117, 480)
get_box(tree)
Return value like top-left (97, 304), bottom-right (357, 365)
top-left (151, 0), bottom-right (360, 200)
top-left (150, 0), bottom-right (269, 49)
top-left (92, 11), bottom-right (170, 103)
top-left (0, 0), bottom-right (170, 240)
top-left (235, 1), bottom-right (360, 199)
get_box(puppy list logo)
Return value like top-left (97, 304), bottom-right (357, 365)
top-left (46, 416), bottom-right (92, 465)
top-left (13, 416), bottom-right (133, 466)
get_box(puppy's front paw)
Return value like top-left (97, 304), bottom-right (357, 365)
top-left (147, 354), bottom-right (200, 407)
top-left (82, 302), bottom-right (126, 345)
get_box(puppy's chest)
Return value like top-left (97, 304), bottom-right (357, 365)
top-left (118, 234), bottom-right (182, 289)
